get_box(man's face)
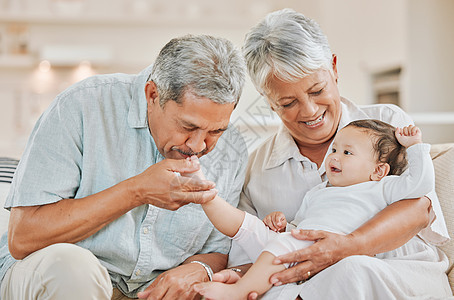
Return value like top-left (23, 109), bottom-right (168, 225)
top-left (145, 81), bottom-right (235, 160)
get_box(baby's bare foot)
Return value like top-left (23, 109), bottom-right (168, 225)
top-left (181, 155), bottom-right (206, 180)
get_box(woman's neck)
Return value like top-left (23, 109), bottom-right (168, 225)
top-left (296, 137), bottom-right (334, 168)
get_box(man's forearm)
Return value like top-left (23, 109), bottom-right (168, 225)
top-left (8, 178), bottom-right (139, 260)
top-left (183, 252), bottom-right (228, 274)
top-left (348, 197), bottom-right (431, 256)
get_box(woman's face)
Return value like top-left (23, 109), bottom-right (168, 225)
top-left (265, 64), bottom-right (341, 148)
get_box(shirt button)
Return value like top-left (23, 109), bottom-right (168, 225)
top-left (143, 227), bottom-right (149, 234)
top-left (135, 269), bottom-right (141, 276)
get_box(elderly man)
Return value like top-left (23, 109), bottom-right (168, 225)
top-left (0, 34), bottom-right (248, 300)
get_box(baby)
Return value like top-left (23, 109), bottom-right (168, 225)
top-left (188, 119), bottom-right (434, 299)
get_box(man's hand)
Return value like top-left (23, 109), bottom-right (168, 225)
top-left (270, 229), bottom-right (352, 285)
top-left (263, 211), bottom-right (287, 232)
top-left (137, 263), bottom-right (208, 300)
top-left (129, 157), bottom-right (217, 211)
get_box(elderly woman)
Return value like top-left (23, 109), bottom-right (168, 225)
top-left (225, 8), bottom-right (451, 299)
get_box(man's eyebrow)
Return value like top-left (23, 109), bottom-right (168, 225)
top-left (180, 120), bottom-right (199, 128)
top-left (214, 126), bottom-right (229, 132)
top-left (181, 120), bottom-right (228, 132)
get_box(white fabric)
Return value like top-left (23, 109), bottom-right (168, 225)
top-left (261, 240), bottom-right (451, 300)
top-left (229, 98), bottom-right (449, 268)
top-left (233, 213), bottom-right (313, 268)
top-left (234, 213), bottom-right (452, 299)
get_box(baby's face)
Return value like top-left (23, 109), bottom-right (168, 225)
top-left (326, 126), bottom-right (379, 187)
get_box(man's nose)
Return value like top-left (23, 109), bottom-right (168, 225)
top-left (186, 132), bottom-right (207, 154)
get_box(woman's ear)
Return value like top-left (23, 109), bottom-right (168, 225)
top-left (370, 163), bottom-right (390, 181)
top-left (332, 54), bottom-right (339, 83)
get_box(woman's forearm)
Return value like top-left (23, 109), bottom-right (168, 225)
top-left (347, 196), bottom-right (432, 256)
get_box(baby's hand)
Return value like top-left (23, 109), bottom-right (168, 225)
top-left (180, 155), bottom-right (206, 180)
top-left (395, 125), bottom-right (422, 148)
top-left (263, 211), bottom-right (287, 232)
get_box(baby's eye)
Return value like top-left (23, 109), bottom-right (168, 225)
top-left (344, 150), bottom-right (352, 155)
top-left (332, 148), bottom-right (336, 153)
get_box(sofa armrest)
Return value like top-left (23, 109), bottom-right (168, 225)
top-left (430, 143), bottom-right (454, 293)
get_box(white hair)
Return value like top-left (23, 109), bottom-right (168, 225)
top-left (150, 34), bottom-right (246, 106)
top-left (243, 8), bottom-right (333, 94)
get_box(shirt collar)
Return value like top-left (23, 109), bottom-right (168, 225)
top-left (265, 124), bottom-right (306, 170)
top-left (128, 64), bottom-right (153, 129)
top-left (337, 97), bottom-right (370, 129)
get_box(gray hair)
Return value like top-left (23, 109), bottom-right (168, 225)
top-left (150, 34), bottom-right (246, 106)
top-left (243, 8), bottom-right (333, 94)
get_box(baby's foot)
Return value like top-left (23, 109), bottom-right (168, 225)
top-left (181, 155), bottom-right (206, 180)
top-left (194, 281), bottom-right (247, 300)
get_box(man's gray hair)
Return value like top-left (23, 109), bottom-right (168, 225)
top-left (150, 34), bottom-right (246, 106)
top-left (243, 8), bottom-right (333, 94)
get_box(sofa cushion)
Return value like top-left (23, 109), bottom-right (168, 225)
top-left (0, 182), bottom-right (10, 235)
top-left (430, 143), bottom-right (454, 293)
top-left (0, 157), bottom-right (18, 236)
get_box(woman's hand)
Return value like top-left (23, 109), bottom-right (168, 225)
top-left (270, 229), bottom-right (354, 285)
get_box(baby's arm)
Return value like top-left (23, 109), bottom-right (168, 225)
top-left (181, 156), bottom-right (245, 238)
top-left (263, 211), bottom-right (287, 232)
top-left (395, 125), bottom-right (422, 147)
top-left (385, 125), bottom-right (434, 202)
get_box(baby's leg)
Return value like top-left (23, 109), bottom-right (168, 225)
top-left (233, 212), bottom-right (279, 262)
top-left (263, 231), bottom-right (314, 267)
top-left (195, 230), bottom-right (315, 299)
top-left (194, 251), bottom-right (285, 300)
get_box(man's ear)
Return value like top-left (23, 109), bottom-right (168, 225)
top-left (145, 81), bottom-right (159, 105)
top-left (370, 163), bottom-right (390, 181)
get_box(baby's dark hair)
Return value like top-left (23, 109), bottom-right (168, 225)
top-left (346, 119), bottom-right (408, 175)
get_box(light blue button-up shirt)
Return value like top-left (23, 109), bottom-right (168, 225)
top-left (0, 65), bottom-right (248, 297)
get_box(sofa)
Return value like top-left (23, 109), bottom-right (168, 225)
top-left (431, 143), bottom-right (454, 293)
top-left (0, 144), bottom-right (453, 293)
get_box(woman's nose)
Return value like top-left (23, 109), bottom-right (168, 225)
top-left (298, 98), bottom-right (318, 118)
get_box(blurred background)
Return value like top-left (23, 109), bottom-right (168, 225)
top-left (0, 0), bottom-right (453, 158)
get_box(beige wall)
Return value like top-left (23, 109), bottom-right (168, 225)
top-left (0, 0), bottom-right (453, 157)
top-left (404, 0), bottom-right (454, 143)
